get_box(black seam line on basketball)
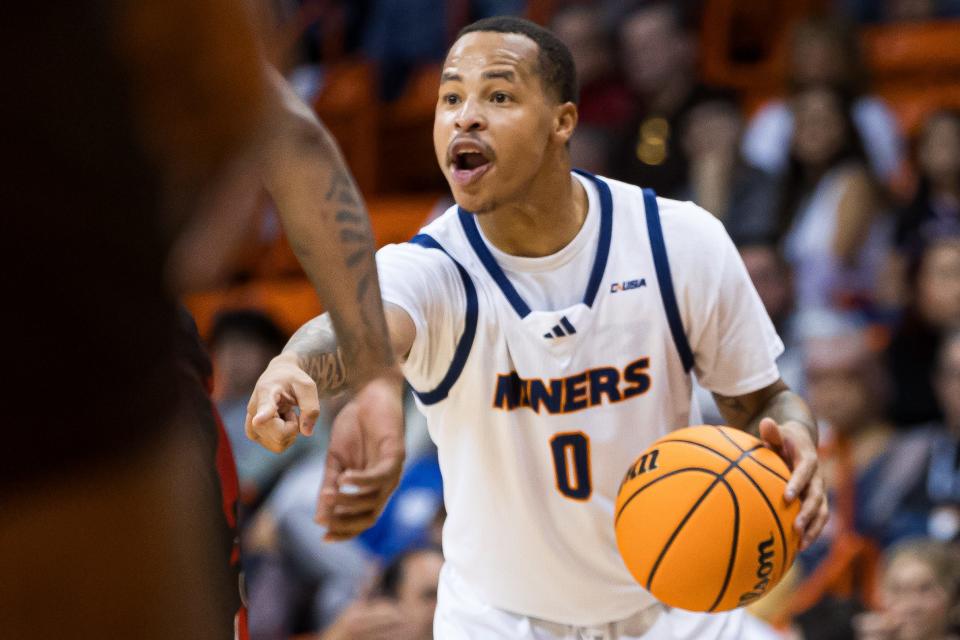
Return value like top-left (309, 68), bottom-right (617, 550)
top-left (731, 465), bottom-right (791, 585)
top-left (713, 425), bottom-right (790, 483)
top-left (708, 478), bottom-right (740, 612)
top-left (614, 468), bottom-right (720, 526)
top-left (743, 453), bottom-right (789, 483)
top-left (615, 443), bottom-right (765, 525)
top-left (644, 446), bottom-right (762, 592)
top-left (713, 425), bottom-right (746, 452)
top-left (656, 438), bottom-right (736, 463)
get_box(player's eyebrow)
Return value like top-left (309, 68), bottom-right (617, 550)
top-left (440, 69), bottom-right (517, 84)
top-left (482, 69), bottom-right (515, 82)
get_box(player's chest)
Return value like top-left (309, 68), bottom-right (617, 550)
top-left (471, 262), bottom-right (668, 361)
top-left (467, 304), bottom-right (677, 417)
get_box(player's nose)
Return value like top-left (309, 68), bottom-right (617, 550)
top-left (454, 98), bottom-right (486, 132)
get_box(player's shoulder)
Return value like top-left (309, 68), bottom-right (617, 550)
top-left (654, 197), bottom-right (726, 239)
top-left (595, 174), bottom-right (728, 246)
top-left (653, 200), bottom-right (734, 278)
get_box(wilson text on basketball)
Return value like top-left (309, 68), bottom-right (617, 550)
top-left (737, 534), bottom-right (776, 605)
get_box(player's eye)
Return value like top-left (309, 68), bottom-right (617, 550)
top-left (442, 93), bottom-right (461, 105)
top-left (491, 92), bottom-right (510, 104)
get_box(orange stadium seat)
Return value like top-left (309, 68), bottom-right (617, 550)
top-left (367, 193), bottom-right (443, 245)
top-left (862, 21), bottom-right (960, 78)
top-left (256, 193), bottom-right (439, 275)
top-left (379, 63), bottom-right (447, 193)
top-left (313, 60), bottom-right (379, 193)
top-left (874, 81), bottom-right (960, 136)
top-left (185, 277), bottom-right (323, 339)
top-left (186, 194), bottom-right (438, 338)
top-left (699, 0), bottom-right (828, 93)
top-left (863, 21), bottom-right (960, 135)
top-left (314, 60), bottom-right (448, 194)
top-left (700, 0), bottom-right (960, 135)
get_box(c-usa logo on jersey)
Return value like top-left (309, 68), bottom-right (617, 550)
top-left (609, 277), bottom-right (647, 293)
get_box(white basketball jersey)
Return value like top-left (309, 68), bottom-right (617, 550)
top-left (376, 172), bottom-right (783, 626)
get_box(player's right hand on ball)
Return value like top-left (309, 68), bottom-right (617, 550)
top-left (245, 352), bottom-right (321, 453)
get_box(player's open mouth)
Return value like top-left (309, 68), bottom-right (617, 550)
top-left (448, 139), bottom-right (493, 187)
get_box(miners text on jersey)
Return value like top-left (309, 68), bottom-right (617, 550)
top-left (492, 357), bottom-right (651, 413)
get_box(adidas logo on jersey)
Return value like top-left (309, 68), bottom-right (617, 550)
top-left (542, 316), bottom-right (577, 339)
top-left (610, 278), bottom-right (647, 294)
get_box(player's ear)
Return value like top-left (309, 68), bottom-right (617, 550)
top-left (553, 101), bottom-right (578, 146)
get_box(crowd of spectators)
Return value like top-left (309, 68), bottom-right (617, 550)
top-left (205, 1), bottom-right (960, 638)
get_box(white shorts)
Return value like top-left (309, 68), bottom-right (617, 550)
top-left (434, 563), bottom-right (748, 640)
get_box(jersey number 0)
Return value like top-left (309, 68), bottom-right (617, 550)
top-left (550, 432), bottom-right (591, 500)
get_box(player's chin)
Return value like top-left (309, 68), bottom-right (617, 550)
top-left (450, 187), bottom-right (497, 215)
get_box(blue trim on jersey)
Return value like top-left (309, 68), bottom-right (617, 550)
top-left (457, 209), bottom-right (531, 317)
top-left (456, 170), bottom-right (613, 318)
top-left (643, 189), bottom-right (695, 373)
top-left (575, 169), bottom-right (613, 308)
top-left (407, 233), bottom-right (478, 405)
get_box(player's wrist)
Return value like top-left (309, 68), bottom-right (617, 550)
top-left (272, 350), bottom-right (302, 369)
top-left (348, 362), bottom-right (403, 393)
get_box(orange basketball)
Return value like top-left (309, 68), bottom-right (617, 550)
top-left (614, 425), bottom-right (801, 612)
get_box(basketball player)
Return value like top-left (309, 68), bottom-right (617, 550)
top-left (248, 17), bottom-right (828, 639)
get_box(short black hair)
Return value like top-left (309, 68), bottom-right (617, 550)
top-left (454, 16), bottom-right (578, 105)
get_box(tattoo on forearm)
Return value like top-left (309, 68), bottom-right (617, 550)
top-left (285, 314), bottom-right (348, 395)
top-left (267, 109), bottom-right (396, 386)
top-left (320, 165), bottom-right (393, 376)
top-left (325, 167), bottom-right (360, 206)
top-left (304, 351), bottom-right (347, 393)
top-left (713, 386), bottom-right (818, 445)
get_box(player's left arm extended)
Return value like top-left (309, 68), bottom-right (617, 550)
top-left (713, 380), bottom-right (828, 549)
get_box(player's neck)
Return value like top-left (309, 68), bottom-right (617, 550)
top-left (475, 162), bottom-right (588, 258)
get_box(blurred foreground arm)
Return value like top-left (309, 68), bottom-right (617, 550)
top-left (248, 70), bottom-right (413, 539)
top-left (260, 68), bottom-right (395, 387)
